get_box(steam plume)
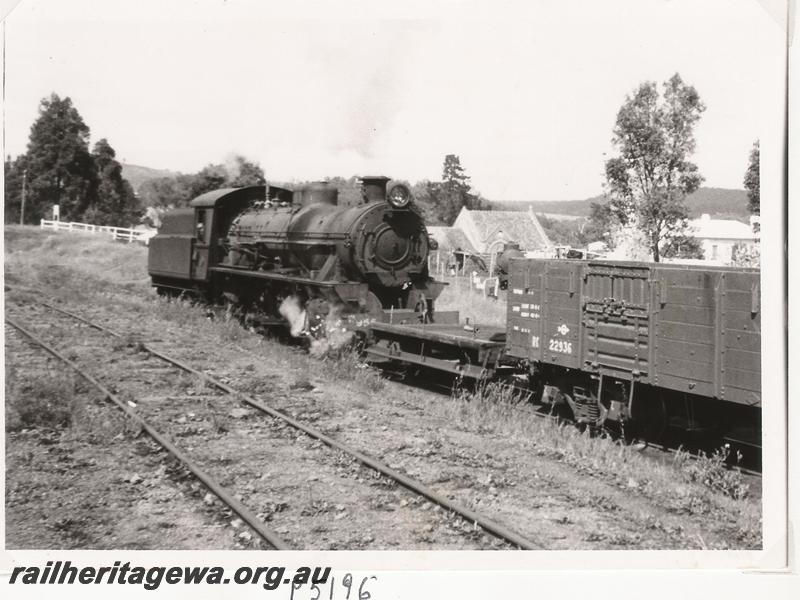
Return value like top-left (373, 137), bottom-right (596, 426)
top-left (279, 295), bottom-right (307, 337)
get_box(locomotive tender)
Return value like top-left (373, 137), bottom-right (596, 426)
top-left (148, 177), bottom-right (444, 332)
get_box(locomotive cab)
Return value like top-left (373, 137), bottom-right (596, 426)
top-left (148, 185), bottom-right (269, 295)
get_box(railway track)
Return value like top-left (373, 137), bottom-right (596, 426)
top-left (5, 292), bottom-right (543, 550)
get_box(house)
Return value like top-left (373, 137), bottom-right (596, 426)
top-left (689, 213), bottom-right (759, 264)
top-left (426, 226), bottom-right (477, 254)
top-left (452, 207), bottom-right (553, 256)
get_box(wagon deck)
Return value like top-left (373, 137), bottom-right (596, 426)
top-left (364, 321), bottom-right (507, 380)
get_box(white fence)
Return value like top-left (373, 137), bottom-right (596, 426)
top-left (40, 219), bottom-right (155, 244)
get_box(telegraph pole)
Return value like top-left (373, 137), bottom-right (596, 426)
top-left (20, 169), bottom-right (27, 225)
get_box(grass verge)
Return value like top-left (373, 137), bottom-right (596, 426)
top-left (436, 382), bottom-right (761, 546)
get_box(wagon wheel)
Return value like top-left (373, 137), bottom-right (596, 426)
top-left (549, 387), bottom-right (578, 423)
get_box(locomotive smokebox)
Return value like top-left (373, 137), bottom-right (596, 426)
top-left (296, 182), bottom-right (338, 206)
top-left (360, 176), bottom-right (390, 203)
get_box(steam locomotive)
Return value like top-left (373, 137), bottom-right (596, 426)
top-left (147, 177), bottom-right (443, 333)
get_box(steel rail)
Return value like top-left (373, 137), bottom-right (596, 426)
top-left (31, 298), bottom-right (543, 550)
top-left (642, 440), bottom-right (761, 478)
top-left (5, 315), bottom-right (291, 550)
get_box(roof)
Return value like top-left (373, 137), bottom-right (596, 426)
top-left (460, 208), bottom-right (552, 251)
top-left (427, 226), bottom-right (477, 253)
top-left (190, 186), bottom-right (267, 208)
top-left (689, 214), bottom-right (757, 240)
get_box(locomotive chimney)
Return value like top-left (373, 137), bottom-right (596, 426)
top-left (360, 176), bottom-right (390, 203)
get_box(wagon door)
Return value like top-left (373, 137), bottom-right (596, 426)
top-left (539, 260), bottom-right (583, 368)
top-left (582, 262), bottom-right (652, 382)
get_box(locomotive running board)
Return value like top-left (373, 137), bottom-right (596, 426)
top-left (210, 266), bottom-right (369, 303)
top-left (211, 266), bottom-right (341, 287)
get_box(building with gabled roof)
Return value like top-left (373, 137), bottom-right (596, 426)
top-left (452, 206), bottom-right (553, 255)
top-left (427, 226), bottom-right (477, 254)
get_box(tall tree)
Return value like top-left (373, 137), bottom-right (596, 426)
top-left (20, 94), bottom-right (96, 222)
top-left (744, 140), bottom-right (759, 215)
top-left (431, 154), bottom-right (487, 225)
top-left (84, 138), bottom-right (141, 226)
top-left (604, 74), bottom-right (705, 262)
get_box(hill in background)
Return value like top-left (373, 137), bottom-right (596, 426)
top-left (120, 162), bottom-right (751, 224)
top-left (492, 187), bottom-right (751, 222)
top-left (121, 163), bottom-right (179, 193)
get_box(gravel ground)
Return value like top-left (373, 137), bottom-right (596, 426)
top-left (5, 298), bottom-right (510, 550)
top-left (6, 323), bottom-right (240, 550)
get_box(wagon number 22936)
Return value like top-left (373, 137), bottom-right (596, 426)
top-left (548, 339), bottom-right (572, 354)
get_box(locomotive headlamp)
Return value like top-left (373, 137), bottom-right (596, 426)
top-left (387, 184), bottom-right (411, 209)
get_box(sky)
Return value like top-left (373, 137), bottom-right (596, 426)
top-left (1, 0), bottom-right (786, 202)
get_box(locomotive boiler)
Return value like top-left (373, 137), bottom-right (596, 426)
top-left (148, 176), bottom-right (444, 334)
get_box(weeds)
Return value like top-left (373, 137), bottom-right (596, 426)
top-left (440, 381), bottom-right (757, 522)
top-left (6, 368), bottom-right (85, 431)
top-left (674, 446), bottom-right (751, 500)
top-left (319, 349), bottom-right (385, 393)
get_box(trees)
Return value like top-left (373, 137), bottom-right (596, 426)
top-left (85, 138), bottom-right (141, 227)
top-left (603, 74), bottom-right (705, 262)
top-left (426, 154), bottom-right (488, 225)
top-left (137, 155), bottom-right (266, 210)
top-left (3, 93), bottom-right (141, 226)
top-left (227, 155), bottom-right (266, 188)
top-left (744, 140), bottom-right (759, 215)
top-left (10, 94), bottom-right (96, 222)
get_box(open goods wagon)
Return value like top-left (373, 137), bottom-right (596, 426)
top-left (507, 258), bottom-right (760, 443)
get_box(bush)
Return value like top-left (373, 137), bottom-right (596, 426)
top-left (6, 368), bottom-right (84, 431)
top-left (673, 445), bottom-right (751, 500)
